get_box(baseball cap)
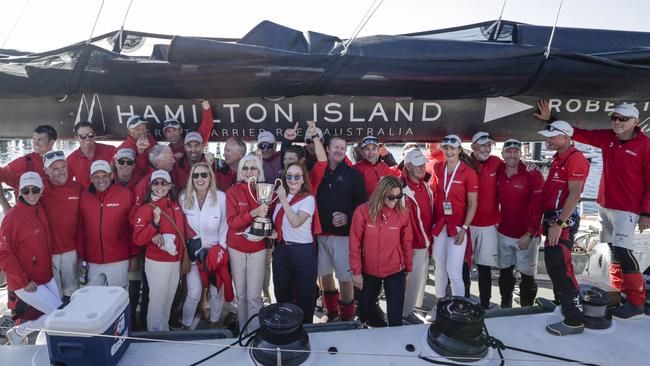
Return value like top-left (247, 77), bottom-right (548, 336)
top-left (126, 115), bottom-right (147, 129)
top-left (361, 135), bottom-right (380, 147)
top-left (257, 131), bottom-right (275, 145)
top-left (538, 120), bottom-right (574, 138)
top-left (609, 103), bottom-right (639, 119)
top-left (43, 150), bottom-right (65, 169)
top-left (184, 131), bottom-right (203, 144)
top-left (115, 148), bottom-right (136, 161)
top-left (471, 131), bottom-right (493, 145)
top-left (305, 127), bottom-right (323, 141)
top-left (404, 149), bottom-right (427, 166)
top-left (19, 172), bottom-right (43, 190)
top-left (441, 134), bottom-right (462, 148)
top-left (503, 139), bottom-right (522, 150)
top-left (90, 160), bottom-right (112, 175)
top-left (162, 118), bottom-right (181, 131)
top-left (151, 170), bottom-right (172, 183)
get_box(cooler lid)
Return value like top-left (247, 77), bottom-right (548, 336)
top-left (45, 286), bottom-right (129, 335)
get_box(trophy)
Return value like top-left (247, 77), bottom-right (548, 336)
top-left (247, 177), bottom-right (283, 237)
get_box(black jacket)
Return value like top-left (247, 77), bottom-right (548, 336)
top-left (316, 162), bottom-right (368, 235)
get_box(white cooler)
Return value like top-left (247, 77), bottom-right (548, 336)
top-left (45, 286), bottom-right (131, 366)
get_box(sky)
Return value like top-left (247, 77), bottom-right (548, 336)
top-left (1, 0), bottom-right (649, 52)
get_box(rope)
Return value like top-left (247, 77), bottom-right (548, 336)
top-left (491, 0), bottom-right (508, 41)
top-left (342, 0), bottom-right (385, 55)
top-left (87, 0), bottom-right (107, 44)
top-left (116, 0), bottom-right (135, 51)
top-left (1, 0), bottom-right (31, 49)
top-left (545, 0), bottom-right (564, 59)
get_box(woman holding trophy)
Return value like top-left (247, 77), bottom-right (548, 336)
top-left (225, 154), bottom-right (273, 334)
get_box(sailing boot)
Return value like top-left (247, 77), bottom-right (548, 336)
top-left (609, 263), bottom-right (623, 291)
top-left (498, 266), bottom-right (516, 308)
top-left (322, 290), bottom-right (340, 322)
top-left (519, 274), bottom-right (538, 307)
top-left (339, 300), bottom-right (356, 321)
top-left (613, 273), bottom-right (646, 319)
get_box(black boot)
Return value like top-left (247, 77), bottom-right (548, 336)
top-left (498, 266), bottom-right (516, 308)
top-left (519, 274), bottom-right (538, 307)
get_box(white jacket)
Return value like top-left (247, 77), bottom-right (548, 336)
top-left (180, 190), bottom-right (228, 252)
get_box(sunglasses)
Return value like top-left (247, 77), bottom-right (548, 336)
top-left (611, 115), bottom-right (633, 122)
top-left (21, 187), bottom-right (41, 195)
top-left (544, 125), bottom-right (568, 135)
top-left (503, 141), bottom-right (522, 149)
top-left (117, 159), bottom-right (134, 166)
top-left (475, 134), bottom-right (493, 143)
top-left (152, 179), bottom-right (169, 186)
top-left (387, 193), bottom-right (404, 201)
top-left (442, 137), bottom-right (459, 144)
top-left (286, 174), bottom-right (303, 181)
top-left (242, 166), bottom-right (259, 171)
top-left (258, 143), bottom-right (274, 150)
top-left (78, 133), bottom-right (95, 140)
top-left (163, 121), bottom-right (181, 128)
top-left (192, 172), bottom-right (209, 179)
top-left (44, 150), bottom-right (64, 160)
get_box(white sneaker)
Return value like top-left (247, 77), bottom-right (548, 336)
top-left (5, 327), bottom-right (27, 345)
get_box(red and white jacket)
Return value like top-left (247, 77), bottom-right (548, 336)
top-left (402, 174), bottom-right (434, 249)
top-left (40, 179), bottom-right (83, 255)
top-left (349, 203), bottom-right (413, 278)
top-left (0, 199), bottom-right (53, 291)
top-left (133, 197), bottom-right (192, 262)
top-left (225, 182), bottom-right (266, 253)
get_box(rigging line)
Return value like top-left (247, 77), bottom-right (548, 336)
top-left (87, 0), bottom-right (107, 44)
top-left (1, 0), bottom-right (31, 49)
top-left (492, 0), bottom-right (508, 40)
top-left (342, 0), bottom-right (385, 55)
top-left (345, 0), bottom-right (379, 46)
top-left (117, 0), bottom-right (135, 48)
top-left (545, 0), bottom-right (564, 59)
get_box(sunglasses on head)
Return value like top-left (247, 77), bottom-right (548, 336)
top-left (242, 166), bottom-right (258, 171)
top-left (286, 174), bottom-right (303, 181)
top-left (544, 125), bottom-right (568, 135)
top-left (442, 137), bottom-right (459, 144)
top-left (387, 193), bottom-right (404, 201)
top-left (503, 141), bottom-right (522, 149)
top-left (21, 187), bottom-right (41, 195)
top-left (44, 150), bottom-right (64, 160)
top-left (163, 121), bottom-right (180, 128)
top-left (475, 134), bottom-right (493, 143)
top-left (192, 172), bottom-right (209, 179)
top-left (78, 133), bottom-right (95, 140)
top-left (152, 179), bottom-right (169, 186)
top-left (611, 115), bottom-right (633, 122)
top-left (258, 143), bottom-right (274, 150)
top-left (117, 159), bottom-right (134, 166)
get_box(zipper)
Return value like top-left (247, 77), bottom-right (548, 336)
top-left (35, 207), bottom-right (50, 265)
top-left (555, 190), bottom-right (562, 210)
top-left (99, 203), bottom-right (105, 263)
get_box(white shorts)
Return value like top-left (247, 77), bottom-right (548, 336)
top-left (469, 225), bottom-right (499, 267)
top-left (497, 233), bottom-right (540, 276)
top-left (52, 250), bottom-right (79, 297)
top-left (317, 235), bottom-right (352, 281)
top-left (88, 260), bottom-right (129, 289)
top-left (599, 207), bottom-right (639, 250)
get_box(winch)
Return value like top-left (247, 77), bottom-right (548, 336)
top-left (251, 303), bottom-right (310, 366)
top-left (579, 285), bottom-right (612, 330)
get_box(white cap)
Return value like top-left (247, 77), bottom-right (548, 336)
top-left (538, 120), bottom-right (574, 137)
top-left (441, 134), bottom-right (462, 148)
top-left (503, 138), bottom-right (522, 150)
top-left (43, 150), bottom-right (65, 169)
top-left (184, 131), bottom-right (203, 144)
top-left (361, 135), bottom-right (380, 147)
top-left (404, 149), bottom-right (427, 166)
top-left (162, 118), bottom-right (181, 131)
top-left (126, 115), bottom-right (147, 129)
top-left (609, 103), bottom-right (639, 118)
top-left (305, 127), bottom-right (323, 141)
top-left (151, 169), bottom-right (172, 183)
top-left (257, 131), bottom-right (275, 144)
top-left (19, 172), bottom-right (43, 190)
top-left (471, 131), bottom-right (493, 145)
top-left (90, 160), bottom-right (112, 175)
top-left (115, 148), bottom-right (136, 161)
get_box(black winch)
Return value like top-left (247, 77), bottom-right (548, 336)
top-left (427, 296), bottom-right (488, 362)
top-left (579, 285), bottom-right (612, 330)
top-left (251, 303), bottom-right (310, 366)
top-left (644, 275), bottom-right (650, 315)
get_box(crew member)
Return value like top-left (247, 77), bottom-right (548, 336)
top-left (164, 99), bottom-right (214, 161)
top-left (257, 131), bottom-right (282, 182)
top-left (114, 148), bottom-right (143, 191)
top-left (174, 132), bottom-right (213, 190)
top-left (353, 135), bottom-right (400, 196)
top-left (215, 137), bottom-right (246, 191)
top-left (133, 145), bottom-right (177, 206)
top-left (117, 115), bottom-right (158, 176)
top-left (66, 121), bottom-right (116, 189)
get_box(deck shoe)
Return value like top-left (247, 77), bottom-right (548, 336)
top-left (403, 311), bottom-right (425, 325)
top-left (500, 301), bottom-right (513, 309)
top-left (545, 321), bottom-right (584, 336)
top-left (364, 318), bottom-right (387, 328)
top-left (168, 318), bottom-right (184, 331)
top-left (612, 303), bottom-right (645, 320)
top-left (5, 327), bottom-right (27, 345)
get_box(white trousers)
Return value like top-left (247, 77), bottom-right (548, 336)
top-left (433, 226), bottom-right (467, 299)
top-left (52, 250), bottom-right (79, 297)
top-left (228, 247), bottom-right (266, 335)
top-left (403, 248), bottom-right (429, 316)
top-left (88, 260), bottom-right (129, 289)
top-left (14, 278), bottom-right (62, 337)
top-left (144, 259), bottom-right (180, 332)
top-left (182, 262), bottom-right (225, 326)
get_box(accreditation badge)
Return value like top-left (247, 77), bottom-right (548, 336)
top-left (443, 200), bottom-right (453, 216)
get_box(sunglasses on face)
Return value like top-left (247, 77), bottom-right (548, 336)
top-left (117, 159), bottom-right (134, 166)
top-left (78, 133), bottom-right (95, 140)
top-left (258, 143), bottom-right (274, 150)
top-left (286, 174), bottom-right (303, 181)
top-left (386, 193), bottom-right (404, 201)
top-left (503, 141), bottom-right (522, 149)
top-left (242, 166), bottom-right (259, 171)
top-left (544, 125), bottom-right (568, 135)
top-left (44, 150), bottom-right (64, 160)
top-left (152, 179), bottom-right (169, 186)
top-left (192, 172), bottom-right (209, 179)
top-left (611, 115), bottom-right (632, 122)
top-left (21, 187), bottom-right (41, 195)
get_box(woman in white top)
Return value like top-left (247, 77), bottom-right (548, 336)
top-left (272, 162), bottom-right (318, 323)
top-left (179, 162), bottom-right (229, 328)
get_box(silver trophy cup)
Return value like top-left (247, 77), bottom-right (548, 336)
top-left (247, 177), bottom-right (282, 237)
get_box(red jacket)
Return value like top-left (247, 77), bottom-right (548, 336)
top-left (215, 166), bottom-right (237, 192)
top-left (540, 146), bottom-right (589, 212)
top-left (0, 199), bottom-right (53, 291)
top-left (40, 179), bottom-right (83, 254)
top-left (573, 127), bottom-right (650, 214)
top-left (169, 105), bottom-right (216, 162)
top-left (470, 155), bottom-right (503, 227)
top-left (197, 244), bottom-right (235, 302)
top-left (67, 143), bottom-right (117, 189)
top-left (133, 170), bottom-right (179, 208)
top-left (353, 159), bottom-right (401, 197)
top-left (117, 135), bottom-right (158, 177)
top-left (349, 203), bottom-right (413, 278)
top-left (225, 182), bottom-right (266, 253)
top-left (78, 183), bottom-right (136, 264)
top-left (497, 163), bottom-right (545, 238)
top-left (402, 174), bottom-right (434, 249)
top-left (133, 197), bottom-right (190, 262)
top-left (0, 152), bottom-right (46, 189)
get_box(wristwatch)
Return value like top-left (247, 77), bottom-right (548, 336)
top-left (554, 219), bottom-right (569, 229)
top-left (461, 225), bottom-right (469, 231)
top-left (527, 232), bottom-right (534, 239)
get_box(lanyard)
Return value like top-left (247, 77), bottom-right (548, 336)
top-left (443, 161), bottom-right (460, 200)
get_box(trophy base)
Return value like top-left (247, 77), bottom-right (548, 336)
top-left (250, 219), bottom-right (274, 238)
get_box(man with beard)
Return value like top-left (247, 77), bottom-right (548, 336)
top-left (353, 135), bottom-right (401, 196)
top-left (174, 132), bottom-right (214, 190)
top-left (67, 121), bottom-right (116, 189)
top-left (215, 137), bottom-right (246, 191)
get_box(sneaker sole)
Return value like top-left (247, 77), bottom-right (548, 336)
top-left (613, 313), bottom-right (646, 320)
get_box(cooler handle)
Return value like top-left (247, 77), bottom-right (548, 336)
top-left (57, 342), bottom-right (85, 358)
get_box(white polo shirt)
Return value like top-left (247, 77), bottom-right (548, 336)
top-left (272, 194), bottom-right (315, 244)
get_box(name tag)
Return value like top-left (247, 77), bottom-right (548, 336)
top-left (443, 201), bottom-right (453, 216)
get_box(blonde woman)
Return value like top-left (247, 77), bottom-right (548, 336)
top-left (349, 176), bottom-right (413, 326)
top-left (180, 162), bottom-right (229, 329)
